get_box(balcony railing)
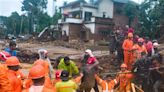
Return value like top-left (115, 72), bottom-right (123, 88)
top-left (58, 18), bottom-right (83, 24)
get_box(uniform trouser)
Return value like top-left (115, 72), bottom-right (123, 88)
top-left (93, 80), bottom-right (99, 92)
top-left (119, 82), bottom-right (131, 92)
top-left (124, 51), bottom-right (132, 69)
top-left (153, 80), bottom-right (162, 92)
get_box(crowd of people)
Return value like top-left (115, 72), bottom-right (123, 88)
top-left (0, 25), bottom-right (162, 92)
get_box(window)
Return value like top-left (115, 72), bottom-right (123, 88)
top-left (103, 12), bottom-right (106, 18)
top-left (84, 12), bottom-right (92, 21)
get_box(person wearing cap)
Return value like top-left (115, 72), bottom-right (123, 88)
top-left (53, 70), bottom-right (83, 86)
top-left (95, 74), bottom-right (117, 92)
top-left (5, 56), bottom-right (23, 92)
top-left (58, 56), bottom-right (79, 77)
top-left (82, 49), bottom-right (99, 69)
top-left (38, 49), bottom-right (53, 78)
top-left (115, 63), bottom-right (134, 92)
top-left (81, 49), bottom-right (100, 92)
top-left (5, 41), bottom-right (17, 56)
top-left (55, 70), bottom-right (78, 92)
top-left (22, 65), bottom-right (55, 92)
top-left (137, 38), bottom-right (148, 55)
top-left (0, 63), bottom-right (13, 92)
top-left (122, 33), bottom-right (134, 68)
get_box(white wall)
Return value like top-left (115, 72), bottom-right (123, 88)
top-left (98, 0), bottom-right (114, 18)
top-left (84, 23), bottom-right (95, 34)
top-left (61, 24), bottom-right (69, 36)
top-left (82, 7), bottom-right (98, 19)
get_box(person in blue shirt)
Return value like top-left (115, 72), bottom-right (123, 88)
top-left (5, 41), bottom-right (17, 56)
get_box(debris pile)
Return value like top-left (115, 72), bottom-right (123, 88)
top-left (17, 49), bottom-right (39, 63)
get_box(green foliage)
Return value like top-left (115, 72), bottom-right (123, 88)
top-left (124, 1), bottom-right (139, 26)
top-left (37, 13), bottom-right (52, 32)
top-left (52, 10), bottom-right (62, 25)
top-left (137, 0), bottom-right (164, 39)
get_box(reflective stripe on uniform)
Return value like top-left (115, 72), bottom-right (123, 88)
top-left (114, 79), bottom-right (117, 84)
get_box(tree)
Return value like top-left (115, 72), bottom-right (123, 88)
top-left (21, 0), bottom-right (48, 33)
top-left (4, 12), bottom-right (21, 35)
top-left (124, 1), bottom-right (139, 26)
top-left (37, 13), bottom-right (52, 32)
top-left (52, 9), bottom-right (62, 25)
top-left (137, 0), bottom-right (164, 39)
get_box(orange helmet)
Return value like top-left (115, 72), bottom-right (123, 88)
top-left (128, 33), bottom-right (133, 38)
top-left (6, 56), bottom-right (20, 66)
top-left (138, 38), bottom-right (144, 43)
top-left (120, 63), bottom-right (127, 68)
top-left (55, 70), bottom-right (61, 79)
top-left (28, 65), bottom-right (45, 79)
top-left (34, 59), bottom-right (45, 66)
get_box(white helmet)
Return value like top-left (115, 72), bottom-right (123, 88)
top-left (153, 42), bottom-right (159, 48)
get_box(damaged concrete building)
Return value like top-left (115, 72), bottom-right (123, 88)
top-left (58, 0), bottom-right (136, 43)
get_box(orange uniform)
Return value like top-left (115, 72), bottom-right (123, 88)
top-left (138, 45), bottom-right (148, 55)
top-left (122, 39), bottom-right (133, 68)
top-left (7, 69), bottom-right (22, 92)
top-left (17, 69), bottom-right (26, 79)
top-left (116, 70), bottom-right (134, 92)
top-left (95, 74), bottom-right (117, 92)
top-left (0, 63), bottom-right (13, 92)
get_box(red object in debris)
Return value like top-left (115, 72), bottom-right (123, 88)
top-left (0, 51), bottom-right (11, 61)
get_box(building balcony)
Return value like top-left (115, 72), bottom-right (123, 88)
top-left (58, 18), bottom-right (83, 24)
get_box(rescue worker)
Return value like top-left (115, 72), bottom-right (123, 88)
top-left (23, 59), bottom-right (52, 89)
top-left (122, 33), bottom-right (134, 69)
top-left (53, 70), bottom-right (83, 86)
top-left (152, 42), bottom-right (159, 55)
top-left (82, 49), bottom-right (100, 92)
top-left (58, 56), bottom-right (79, 77)
top-left (0, 63), bottom-right (13, 92)
top-left (82, 49), bottom-right (99, 70)
top-left (116, 63), bottom-right (134, 92)
top-left (55, 70), bottom-right (78, 92)
top-left (137, 38), bottom-right (148, 55)
top-left (5, 41), bottom-right (17, 56)
top-left (38, 49), bottom-right (53, 78)
top-left (130, 45), bottom-right (140, 70)
top-left (53, 70), bottom-right (62, 85)
top-left (144, 37), bottom-right (153, 56)
top-left (95, 74), bottom-right (117, 92)
top-left (5, 56), bottom-right (23, 92)
top-left (151, 53), bottom-right (163, 92)
top-left (23, 65), bottom-right (55, 92)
